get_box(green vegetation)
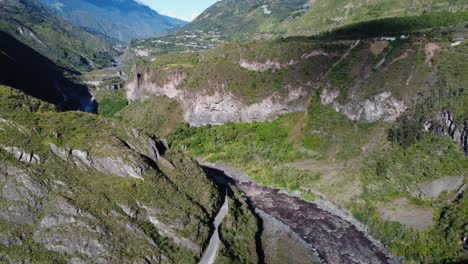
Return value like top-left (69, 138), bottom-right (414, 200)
top-left (162, 35), bottom-right (467, 262)
top-left (286, 0), bottom-right (466, 37)
top-left (0, 85), bottom-right (260, 263)
top-left (184, 0), bottom-right (309, 41)
top-left (94, 89), bottom-right (128, 118)
top-left (0, 0), bottom-right (116, 71)
top-left (389, 43), bottom-right (468, 147)
top-left (325, 11), bottom-right (468, 38)
top-left (364, 133), bottom-right (467, 201)
top-left (218, 186), bottom-right (259, 263)
top-left (304, 96), bottom-right (378, 160)
top-left (168, 113), bottom-right (323, 192)
top-left (117, 96), bottom-right (184, 137)
top-left (52, 10), bottom-right (468, 262)
top-left (300, 192), bottom-right (317, 202)
top-left (168, 116), bottom-right (303, 163)
top-left (353, 193), bottom-right (468, 264)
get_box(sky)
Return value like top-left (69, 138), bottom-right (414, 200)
top-left (136, 0), bottom-right (219, 21)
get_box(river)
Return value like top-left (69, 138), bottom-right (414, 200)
top-left (201, 162), bottom-right (394, 264)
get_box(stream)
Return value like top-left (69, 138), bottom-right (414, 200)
top-left (201, 162), bottom-right (394, 264)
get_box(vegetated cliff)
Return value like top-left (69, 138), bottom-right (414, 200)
top-left (124, 40), bottom-right (339, 126)
top-left (124, 34), bottom-right (465, 126)
top-left (0, 85), bottom-right (259, 263)
top-left (425, 110), bottom-right (468, 155)
top-left (160, 24), bottom-right (468, 263)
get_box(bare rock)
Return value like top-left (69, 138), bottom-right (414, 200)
top-left (121, 203), bottom-right (201, 254)
top-left (33, 197), bottom-right (112, 263)
top-left (417, 176), bottom-right (465, 199)
top-left (49, 144), bottom-right (148, 179)
top-left (1, 146), bottom-right (41, 164)
top-left (0, 168), bottom-right (47, 225)
top-left (320, 89), bottom-right (407, 122)
top-left (125, 68), bottom-right (309, 126)
top-left (426, 110), bottom-right (468, 155)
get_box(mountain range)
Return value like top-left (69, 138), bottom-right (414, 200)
top-left (37, 0), bottom-right (187, 43)
top-left (185, 0), bottom-right (466, 40)
top-left (0, 0), bottom-right (467, 263)
top-left (0, 0), bottom-right (116, 71)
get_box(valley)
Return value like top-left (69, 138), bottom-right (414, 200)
top-left (202, 163), bottom-right (391, 264)
top-left (0, 0), bottom-right (467, 263)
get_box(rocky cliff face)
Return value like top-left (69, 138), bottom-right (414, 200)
top-left (425, 110), bottom-right (468, 155)
top-left (126, 66), bottom-right (309, 126)
top-left (320, 88), bottom-right (407, 122)
top-left (0, 85), bottom-right (260, 263)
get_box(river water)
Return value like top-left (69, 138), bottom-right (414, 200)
top-left (201, 163), bottom-right (394, 264)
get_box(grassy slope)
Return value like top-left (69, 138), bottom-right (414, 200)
top-left (284, 0), bottom-right (465, 36)
top-left (0, 85), bottom-right (260, 263)
top-left (179, 0), bottom-right (465, 41)
top-left (184, 0), bottom-right (309, 41)
top-left (131, 38), bottom-right (343, 104)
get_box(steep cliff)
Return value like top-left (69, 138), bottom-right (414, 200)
top-left (124, 40), bottom-right (336, 126)
top-left (124, 36), bottom-right (463, 126)
top-left (426, 110), bottom-right (468, 155)
top-left (0, 85), bottom-right (260, 263)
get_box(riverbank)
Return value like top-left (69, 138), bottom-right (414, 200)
top-left (200, 161), bottom-right (395, 264)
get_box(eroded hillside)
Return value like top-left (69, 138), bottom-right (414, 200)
top-left (0, 85), bottom-right (260, 263)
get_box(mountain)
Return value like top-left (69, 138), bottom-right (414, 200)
top-left (0, 0), bottom-right (120, 110)
top-left (37, 0), bottom-right (188, 43)
top-left (0, 0), bottom-right (116, 72)
top-left (0, 30), bottom-right (95, 111)
top-left (1, 0), bottom-right (467, 263)
top-left (128, 0), bottom-right (466, 59)
top-left (183, 0), bottom-right (466, 41)
top-left (0, 84), bottom-right (264, 263)
top-left (103, 13), bottom-right (468, 263)
top-left (184, 0), bottom-right (309, 41)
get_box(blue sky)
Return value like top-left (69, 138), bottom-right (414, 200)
top-left (136, 0), bottom-right (219, 21)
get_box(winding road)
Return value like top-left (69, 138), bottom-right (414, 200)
top-left (199, 194), bottom-right (229, 264)
top-left (201, 163), bottom-right (394, 264)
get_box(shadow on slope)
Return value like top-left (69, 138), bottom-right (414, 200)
top-left (0, 30), bottom-right (96, 112)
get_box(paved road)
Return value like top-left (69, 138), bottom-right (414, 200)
top-left (199, 194), bottom-right (229, 264)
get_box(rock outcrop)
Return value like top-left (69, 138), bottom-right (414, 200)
top-left (126, 67), bottom-right (309, 126)
top-left (1, 146), bottom-right (41, 164)
top-left (320, 89), bottom-right (407, 122)
top-left (417, 176), bottom-right (465, 199)
top-left (49, 128), bottom-right (167, 180)
top-left (50, 143), bottom-right (148, 180)
top-left (239, 50), bottom-right (333, 72)
top-left (425, 110), bottom-right (468, 155)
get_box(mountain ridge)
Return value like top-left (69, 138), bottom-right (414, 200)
top-left (38, 0), bottom-right (188, 43)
